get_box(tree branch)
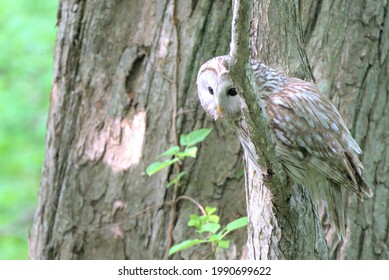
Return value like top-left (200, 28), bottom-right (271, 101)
top-left (229, 0), bottom-right (287, 199)
top-left (228, 0), bottom-right (328, 259)
top-left (229, 0), bottom-right (252, 68)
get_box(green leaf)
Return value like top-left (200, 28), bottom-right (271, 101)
top-left (180, 128), bottom-right (212, 147)
top-left (217, 239), bottom-right (231, 249)
top-left (185, 147), bottom-right (197, 157)
top-left (208, 214), bottom-right (220, 224)
top-left (145, 158), bottom-right (178, 176)
top-left (177, 147), bottom-right (198, 159)
top-left (226, 217), bottom-right (248, 232)
top-left (199, 215), bottom-right (208, 224)
top-left (169, 239), bottom-right (204, 255)
top-left (167, 171), bottom-right (187, 188)
top-left (208, 232), bottom-right (223, 241)
top-left (199, 223), bottom-right (220, 234)
top-left (184, 146), bottom-right (198, 158)
top-left (157, 146), bottom-right (180, 158)
top-left (188, 215), bottom-right (201, 229)
top-left (205, 207), bottom-right (217, 215)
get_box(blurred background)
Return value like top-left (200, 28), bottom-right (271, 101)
top-left (0, 0), bottom-right (57, 259)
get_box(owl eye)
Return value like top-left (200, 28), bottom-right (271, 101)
top-left (227, 88), bottom-right (237, 96)
top-left (208, 87), bottom-right (214, 95)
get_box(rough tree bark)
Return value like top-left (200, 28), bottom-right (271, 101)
top-left (30, 0), bottom-right (247, 260)
top-left (30, 0), bottom-right (387, 260)
top-left (301, 0), bottom-right (389, 259)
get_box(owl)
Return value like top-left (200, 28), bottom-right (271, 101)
top-left (196, 55), bottom-right (373, 238)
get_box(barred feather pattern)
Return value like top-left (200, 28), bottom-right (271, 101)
top-left (196, 56), bottom-right (373, 238)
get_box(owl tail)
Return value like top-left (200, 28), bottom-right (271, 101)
top-left (345, 152), bottom-right (374, 200)
top-left (355, 173), bottom-right (374, 201)
top-left (325, 182), bottom-right (345, 240)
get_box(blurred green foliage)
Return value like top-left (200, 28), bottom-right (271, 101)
top-left (0, 0), bottom-right (57, 259)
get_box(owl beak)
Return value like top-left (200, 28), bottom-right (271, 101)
top-left (217, 104), bottom-right (222, 115)
top-left (214, 104), bottom-right (222, 120)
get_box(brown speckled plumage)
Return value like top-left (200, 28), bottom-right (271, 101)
top-left (197, 55), bottom-right (373, 238)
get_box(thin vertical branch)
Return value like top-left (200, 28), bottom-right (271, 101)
top-left (228, 0), bottom-right (328, 259)
top-left (229, 0), bottom-right (252, 67)
top-left (230, 0), bottom-right (280, 178)
top-left (171, 3), bottom-right (179, 149)
top-left (229, 0), bottom-right (287, 203)
top-left (164, 0), bottom-right (181, 260)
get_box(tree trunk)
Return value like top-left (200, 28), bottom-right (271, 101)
top-left (301, 0), bottom-right (389, 259)
top-left (30, 0), bottom-right (388, 260)
top-left (30, 0), bottom-right (247, 260)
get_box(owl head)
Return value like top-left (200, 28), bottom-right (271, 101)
top-left (197, 56), bottom-right (243, 120)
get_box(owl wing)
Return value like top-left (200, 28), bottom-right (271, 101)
top-left (264, 78), bottom-right (372, 199)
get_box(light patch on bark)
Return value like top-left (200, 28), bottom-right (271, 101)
top-left (102, 111), bottom-right (147, 172)
top-left (158, 30), bottom-right (171, 59)
top-left (158, 3), bottom-right (173, 60)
